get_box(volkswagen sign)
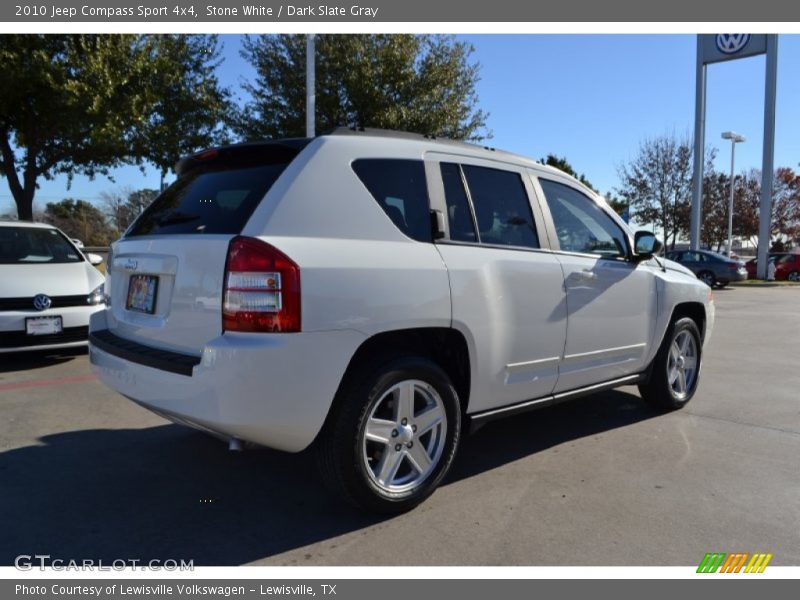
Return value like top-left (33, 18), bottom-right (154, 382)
top-left (32, 294), bottom-right (52, 311)
top-left (716, 34), bottom-right (751, 55)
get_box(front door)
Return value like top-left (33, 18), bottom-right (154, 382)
top-left (535, 177), bottom-right (657, 393)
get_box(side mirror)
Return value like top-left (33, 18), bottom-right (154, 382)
top-left (633, 231), bottom-right (663, 261)
top-left (86, 253), bottom-right (104, 266)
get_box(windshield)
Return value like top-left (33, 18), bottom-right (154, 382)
top-left (0, 226), bottom-right (83, 264)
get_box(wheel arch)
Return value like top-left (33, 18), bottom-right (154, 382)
top-left (314, 327), bottom-right (473, 445)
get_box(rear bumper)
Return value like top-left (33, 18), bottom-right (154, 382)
top-left (721, 270), bottom-right (748, 282)
top-left (88, 311), bottom-right (366, 452)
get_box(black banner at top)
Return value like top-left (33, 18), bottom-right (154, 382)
top-left (2, 0), bottom-right (799, 23)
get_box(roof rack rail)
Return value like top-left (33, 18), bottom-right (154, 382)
top-left (324, 126), bottom-right (496, 152)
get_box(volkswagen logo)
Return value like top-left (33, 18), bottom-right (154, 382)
top-left (716, 34), bottom-right (751, 55)
top-left (32, 294), bottom-right (52, 311)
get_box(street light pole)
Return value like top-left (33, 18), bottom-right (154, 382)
top-left (721, 131), bottom-right (746, 257)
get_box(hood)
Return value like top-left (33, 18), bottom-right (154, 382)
top-left (663, 258), bottom-right (696, 278)
top-left (0, 261), bottom-right (104, 297)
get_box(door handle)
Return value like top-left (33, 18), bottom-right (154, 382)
top-left (577, 269), bottom-right (598, 281)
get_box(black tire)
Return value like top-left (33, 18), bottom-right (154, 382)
top-left (697, 270), bottom-right (716, 288)
top-left (316, 356), bottom-right (461, 514)
top-left (716, 281), bottom-right (729, 289)
top-left (638, 317), bottom-right (703, 411)
top-left (788, 270), bottom-right (800, 282)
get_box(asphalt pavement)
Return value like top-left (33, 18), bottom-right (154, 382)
top-left (1, 286), bottom-right (798, 566)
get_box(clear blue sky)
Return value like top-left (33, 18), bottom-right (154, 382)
top-left (2, 34), bottom-right (798, 215)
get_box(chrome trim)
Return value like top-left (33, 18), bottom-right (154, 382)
top-left (505, 356), bottom-right (561, 371)
top-left (562, 342), bottom-right (647, 362)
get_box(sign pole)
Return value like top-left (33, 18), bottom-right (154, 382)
top-left (756, 34), bottom-right (778, 279)
top-left (306, 34), bottom-right (316, 138)
top-left (690, 37), bottom-right (707, 251)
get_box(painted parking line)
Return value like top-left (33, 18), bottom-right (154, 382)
top-left (0, 374), bottom-right (97, 393)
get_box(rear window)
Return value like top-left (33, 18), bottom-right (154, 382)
top-left (351, 159), bottom-right (432, 242)
top-left (0, 226), bottom-right (83, 264)
top-left (127, 155), bottom-right (296, 237)
top-left (462, 165), bottom-right (539, 249)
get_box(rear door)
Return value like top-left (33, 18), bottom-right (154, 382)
top-left (103, 142), bottom-right (308, 355)
top-left (427, 154), bottom-right (567, 413)
top-left (534, 176), bottom-right (657, 392)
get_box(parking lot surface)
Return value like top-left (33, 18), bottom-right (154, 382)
top-left (1, 287), bottom-right (799, 566)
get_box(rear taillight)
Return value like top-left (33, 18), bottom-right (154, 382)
top-left (222, 237), bottom-right (301, 333)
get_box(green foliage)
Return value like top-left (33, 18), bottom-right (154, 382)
top-left (43, 199), bottom-right (116, 246)
top-left (236, 34), bottom-right (489, 141)
top-left (603, 191), bottom-right (630, 217)
top-left (133, 35), bottom-right (232, 181)
top-left (540, 154), bottom-right (596, 192)
top-left (0, 34), bottom-right (230, 221)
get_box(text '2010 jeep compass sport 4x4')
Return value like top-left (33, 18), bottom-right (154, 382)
top-left (90, 129), bottom-right (714, 513)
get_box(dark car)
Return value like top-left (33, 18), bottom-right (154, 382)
top-left (746, 253), bottom-right (800, 281)
top-left (665, 249), bottom-right (748, 288)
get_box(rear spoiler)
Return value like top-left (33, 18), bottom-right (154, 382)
top-left (175, 139), bottom-right (312, 177)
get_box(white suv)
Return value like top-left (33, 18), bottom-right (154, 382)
top-left (90, 129), bottom-right (714, 513)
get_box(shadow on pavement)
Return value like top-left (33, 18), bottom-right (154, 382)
top-left (0, 389), bottom-right (655, 565)
top-left (451, 389), bottom-right (655, 482)
top-left (0, 348), bottom-right (86, 374)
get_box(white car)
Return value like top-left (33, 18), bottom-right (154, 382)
top-left (0, 221), bottom-right (105, 354)
top-left (90, 130), bottom-right (714, 513)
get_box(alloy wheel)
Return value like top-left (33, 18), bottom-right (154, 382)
top-left (361, 379), bottom-right (448, 494)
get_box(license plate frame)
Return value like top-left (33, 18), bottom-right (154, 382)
top-left (26, 316), bottom-right (63, 336)
top-left (126, 274), bottom-right (159, 315)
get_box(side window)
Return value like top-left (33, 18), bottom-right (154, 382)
top-left (461, 165), bottom-right (539, 249)
top-left (440, 163), bottom-right (477, 242)
top-left (352, 159), bottom-right (431, 242)
top-left (539, 179), bottom-right (628, 258)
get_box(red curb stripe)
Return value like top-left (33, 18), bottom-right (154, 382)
top-left (0, 374), bottom-right (97, 392)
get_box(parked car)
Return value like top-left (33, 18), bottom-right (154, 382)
top-left (664, 249), bottom-right (747, 288)
top-left (0, 221), bottom-right (105, 354)
top-left (746, 253), bottom-right (800, 281)
top-left (89, 130), bottom-right (715, 513)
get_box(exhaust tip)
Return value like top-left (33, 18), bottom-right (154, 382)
top-left (228, 438), bottom-right (243, 452)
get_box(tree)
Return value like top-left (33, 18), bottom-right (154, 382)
top-left (101, 187), bottom-right (158, 234)
top-left (0, 34), bottom-right (230, 221)
top-left (236, 34), bottom-right (488, 141)
top-left (603, 191), bottom-right (630, 218)
top-left (615, 133), bottom-right (702, 250)
top-left (133, 35), bottom-right (232, 189)
top-left (540, 154), bottom-right (596, 192)
top-left (43, 199), bottom-right (116, 246)
top-left (699, 169), bottom-right (731, 251)
top-left (734, 168), bottom-right (800, 250)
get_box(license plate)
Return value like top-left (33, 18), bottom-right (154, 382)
top-left (26, 316), bottom-right (63, 335)
top-left (126, 274), bottom-right (159, 314)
